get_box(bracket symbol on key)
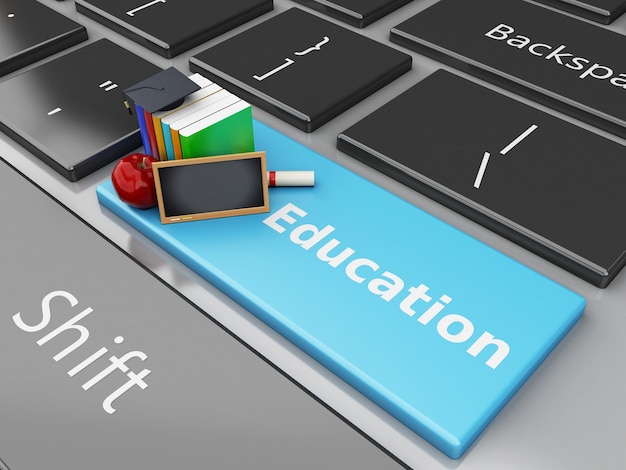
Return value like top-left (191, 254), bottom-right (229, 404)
top-left (473, 124), bottom-right (538, 189)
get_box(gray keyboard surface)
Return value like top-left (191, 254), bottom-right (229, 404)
top-left (2, 1), bottom-right (626, 469)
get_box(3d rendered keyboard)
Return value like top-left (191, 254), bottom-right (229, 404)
top-left (2, 1), bottom-right (626, 469)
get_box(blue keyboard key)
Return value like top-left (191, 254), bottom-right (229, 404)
top-left (97, 120), bottom-right (585, 459)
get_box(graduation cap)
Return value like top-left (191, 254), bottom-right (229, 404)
top-left (123, 67), bottom-right (201, 115)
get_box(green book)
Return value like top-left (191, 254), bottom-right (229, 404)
top-left (178, 99), bottom-right (254, 158)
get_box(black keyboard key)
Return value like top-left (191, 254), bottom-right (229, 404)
top-left (533, 0), bottom-right (626, 24)
top-left (291, 0), bottom-right (414, 27)
top-left (338, 70), bottom-right (626, 288)
top-left (391, 0), bottom-right (626, 139)
top-left (190, 8), bottom-right (411, 132)
top-left (75, 0), bottom-right (273, 58)
top-left (0, 39), bottom-right (160, 181)
top-left (0, 0), bottom-right (87, 77)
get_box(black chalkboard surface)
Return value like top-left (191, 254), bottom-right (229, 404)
top-left (152, 151), bottom-right (269, 224)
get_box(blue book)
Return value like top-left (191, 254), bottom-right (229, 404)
top-left (97, 120), bottom-right (585, 458)
top-left (135, 103), bottom-right (151, 156)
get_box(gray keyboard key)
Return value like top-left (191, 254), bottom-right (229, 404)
top-left (0, 158), bottom-right (405, 469)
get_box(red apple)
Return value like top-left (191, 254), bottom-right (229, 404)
top-left (111, 153), bottom-right (159, 209)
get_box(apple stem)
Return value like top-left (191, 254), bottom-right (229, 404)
top-left (141, 156), bottom-right (147, 170)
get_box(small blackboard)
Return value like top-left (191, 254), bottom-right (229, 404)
top-left (152, 151), bottom-right (269, 224)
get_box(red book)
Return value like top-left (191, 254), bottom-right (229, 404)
top-left (143, 108), bottom-right (159, 159)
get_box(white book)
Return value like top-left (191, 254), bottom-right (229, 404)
top-left (179, 99), bottom-right (250, 138)
top-left (167, 92), bottom-right (241, 159)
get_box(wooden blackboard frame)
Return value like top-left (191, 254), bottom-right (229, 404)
top-left (152, 151), bottom-right (269, 224)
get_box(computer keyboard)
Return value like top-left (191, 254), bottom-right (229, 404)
top-left (1, 0), bottom-right (626, 469)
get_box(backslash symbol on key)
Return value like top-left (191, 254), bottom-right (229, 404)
top-left (473, 124), bottom-right (538, 189)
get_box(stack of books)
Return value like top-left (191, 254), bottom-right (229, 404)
top-left (136, 73), bottom-right (255, 160)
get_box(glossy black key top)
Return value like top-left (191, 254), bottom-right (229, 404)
top-left (190, 8), bottom-right (411, 132)
top-left (533, 0), bottom-right (626, 24)
top-left (338, 70), bottom-right (626, 288)
top-left (0, 0), bottom-right (87, 77)
top-left (291, 0), bottom-right (414, 27)
top-left (0, 39), bottom-right (160, 181)
top-left (75, 0), bottom-right (273, 58)
top-left (391, 0), bottom-right (626, 139)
